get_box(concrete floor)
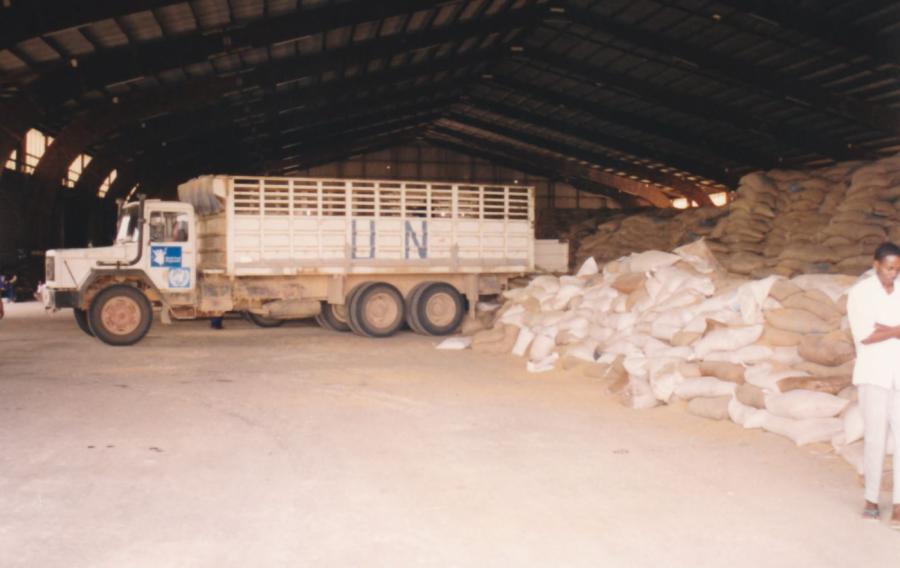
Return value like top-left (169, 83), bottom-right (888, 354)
top-left (1, 301), bottom-right (900, 567)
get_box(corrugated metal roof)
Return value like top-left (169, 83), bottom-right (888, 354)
top-left (2, 0), bottom-right (900, 205)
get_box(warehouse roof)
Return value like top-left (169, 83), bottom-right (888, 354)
top-left (2, 0), bottom-right (900, 210)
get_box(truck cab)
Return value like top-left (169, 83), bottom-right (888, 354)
top-left (44, 198), bottom-right (197, 345)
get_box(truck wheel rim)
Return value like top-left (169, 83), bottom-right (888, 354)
top-left (101, 297), bottom-right (141, 335)
top-left (425, 292), bottom-right (455, 327)
top-left (332, 304), bottom-right (348, 323)
top-left (364, 292), bottom-right (398, 329)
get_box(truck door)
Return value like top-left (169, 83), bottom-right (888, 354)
top-left (144, 207), bottom-right (196, 292)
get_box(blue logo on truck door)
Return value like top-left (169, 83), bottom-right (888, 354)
top-left (167, 267), bottom-right (191, 288)
top-left (150, 246), bottom-right (182, 267)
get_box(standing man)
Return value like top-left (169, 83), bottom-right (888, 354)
top-left (847, 241), bottom-right (900, 526)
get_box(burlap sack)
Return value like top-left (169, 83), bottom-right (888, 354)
top-left (777, 375), bottom-right (852, 395)
top-left (736, 383), bottom-right (767, 409)
top-left (781, 290), bottom-right (841, 321)
top-left (687, 396), bottom-right (731, 420)
top-left (699, 360), bottom-right (745, 384)
top-left (764, 308), bottom-right (838, 334)
top-left (797, 331), bottom-right (855, 367)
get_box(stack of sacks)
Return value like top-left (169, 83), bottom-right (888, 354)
top-left (465, 239), bottom-right (872, 473)
top-left (571, 153), bottom-right (900, 278)
top-left (821, 160), bottom-right (900, 275)
top-left (573, 206), bottom-right (728, 268)
top-left (706, 154), bottom-right (900, 277)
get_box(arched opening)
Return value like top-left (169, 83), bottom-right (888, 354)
top-left (23, 128), bottom-right (53, 174)
top-left (64, 153), bottom-right (93, 188)
top-left (4, 149), bottom-right (16, 170)
top-left (98, 169), bottom-right (117, 198)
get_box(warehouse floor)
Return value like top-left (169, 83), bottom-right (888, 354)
top-left (1, 302), bottom-right (899, 567)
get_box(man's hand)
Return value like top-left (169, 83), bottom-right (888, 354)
top-left (862, 323), bottom-right (900, 344)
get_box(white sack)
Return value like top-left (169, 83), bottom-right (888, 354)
top-left (527, 353), bottom-right (559, 373)
top-left (576, 257), bottom-right (599, 277)
top-left (674, 377), bottom-right (738, 400)
top-left (703, 345), bottom-right (773, 365)
top-left (728, 396), bottom-right (766, 428)
top-left (512, 327), bottom-right (535, 357)
top-left (761, 414), bottom-right (843, 446)
top-left (436, 336), bottom-right (472, 350)
top-left (693, 324), bottom-right (764, 359)
top-left (765, 390), bottom-right (850, 420)
top-left (529, 328), bottom-right (558, 361)
top-left (620, 376), bottom-right (659, 410)
top-left (736, 276), bottom-right (780, 324)
top-left (743, 363), bottom-right (805, 392)
top-left (627, 250), bottom-right (681, 273)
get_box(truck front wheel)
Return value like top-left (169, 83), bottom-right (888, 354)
top-left (88, 285), bottom-right (153, 346)
top-left (73, 308), bottom-right (94, 336)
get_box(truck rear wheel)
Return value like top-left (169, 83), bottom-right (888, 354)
top-left (412, 282), bottom-right (466, 336)
top-left (404, 283), bottom-right (430, 335)
top-left (316, 302), bottom-right (351, 332)
top-left (348, 282), bottom-right (405, 338)
top-left (73, 308), bottom-right (94, 336)
top-left (244, 312), bottom-right (286, 328)
top-left (88, 285), bottom-right (152, 346)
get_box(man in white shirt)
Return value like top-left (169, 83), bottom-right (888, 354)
top-left (847, 242), bottom-right (900, 526)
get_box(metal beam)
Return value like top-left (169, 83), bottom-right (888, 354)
top-left (714, 0), bottom-right (900, 69)
top-left (430, 125), bottom-right (670, 207)
top-left (426, 130), bottom-right (629, 206)
top-left (0, 0), bottom-right (182, 51)
top-left (488, 75), bottom-right (772, 170)
top-left (265, 112), bottom-right (443, 172)
top-left (463, 94), bottom-right (737, 185)
top-left (261, 98), bottom-right (456, 154)
top-left (24, 2), bottom-right (542, 108)
top-left (278, 131), bottom-right (422, 177)
top-left (563, 3), bottom-right (900, 136)
top-left (442, 112), bottom-right (713, 205)
top-left (523, 48), bottom-right (876, 162)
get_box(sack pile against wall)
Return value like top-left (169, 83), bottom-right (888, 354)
top-left (573, 206), bottom-right (727, 269)
top-left (573, 154), bottom-right (900, 277)
top-left (453, 239), bottom-right (872, 474)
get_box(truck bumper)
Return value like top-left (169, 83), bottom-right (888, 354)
top-left (46, 289), bottom-right (79, 310)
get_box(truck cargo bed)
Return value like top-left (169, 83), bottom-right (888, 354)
top-left (178, 176), bottom-right (535, 277)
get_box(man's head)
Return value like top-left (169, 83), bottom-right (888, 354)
top-left (873, 242), bottom-right (900, 287)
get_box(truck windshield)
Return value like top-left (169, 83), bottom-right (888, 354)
top-left (115, 205), bottom-right (140, 243)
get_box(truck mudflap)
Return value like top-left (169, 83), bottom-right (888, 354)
top-left (48, 289), bottom-right (79, 309)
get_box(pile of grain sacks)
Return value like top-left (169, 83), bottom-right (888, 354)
top-left (460, 239), bottom-right (876, 475)
top-left (573, 206), bottom-right (727, 269)
top-left (574, 154), bottom-right (900, 278)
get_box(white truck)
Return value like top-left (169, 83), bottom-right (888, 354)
top-left (43, 175), bottom-right (535, 345)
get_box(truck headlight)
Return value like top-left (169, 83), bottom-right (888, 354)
top-left (45, 256), bottom-right (55, 281)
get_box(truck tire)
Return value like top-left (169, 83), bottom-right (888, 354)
top-left (404, 282), bottom-right (430, 335)
top-left (412, 282), bottom-right (466, 336)
top-left (88, 285), bottom-right (153, 346)
top-left (317, 302), bottom-right (351, 332)
top-left (73, 308), bottom-right (94, 336)
top-left (348, 282), bottom-right (405, 338)
top-left (345, 282), bottom-right (375, 336)
top-left (244, 312), bottom-right (286, 328)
